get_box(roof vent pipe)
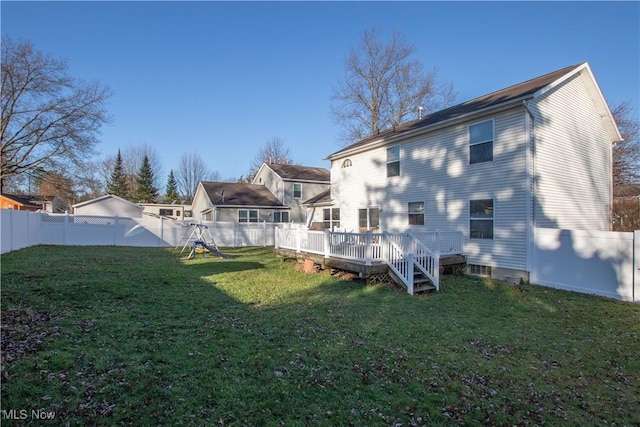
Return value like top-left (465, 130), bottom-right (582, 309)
top-left (417, 106), bottom-right (424, 119)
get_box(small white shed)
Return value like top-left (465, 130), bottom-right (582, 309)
top-left (72, 195), bottom-right (144, 218)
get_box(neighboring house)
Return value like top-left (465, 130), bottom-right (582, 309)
top-left (0, 194), bottom-right (41, 211)
top-left (302, 189), bottom-right (338, 230)
top-left (252, 163), bottom-right (330, 224)
top-left (320, 62), bottom-right (621, 281)
top-left (0, 194), bottom-right (68, 213)
top-left (72, 194), bottom-right (144, 218)
top-left (138, 203), bottom-right (193, 220)
top-left (191, 182), bottom-right (288, 222)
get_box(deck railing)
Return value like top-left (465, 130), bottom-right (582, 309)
top-left (275, 227), bottom-right (462, 293)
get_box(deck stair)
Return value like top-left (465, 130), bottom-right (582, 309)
top-left (388, 262), bottom-right (436, 293)
top-left (384, 233), bottom-right (439, 295)
top-left (274, 227), bottom-right (463, 295)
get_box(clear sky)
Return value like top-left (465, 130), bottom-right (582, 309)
top-left (2, 1), bottom-right (639, 186)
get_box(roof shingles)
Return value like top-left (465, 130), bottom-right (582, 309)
top-left (328, 63), bottom-right (582, 158)
top-left (201, 182), bottom-right (285, 207)
top-left (267, 163), bottom-right (330, 182)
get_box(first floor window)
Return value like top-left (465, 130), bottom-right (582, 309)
top-left (469, 120), bottom-right (494, 164)
top-left (323, 208), bottom-right (340, 230)
top-left (159, 208), bottom-right (173, 216)
top-left (239, 209), bottom-right (259, 223)
top-left (274, 211), bottom-right (290, 223)
top-left (359, 207), bottom-right (380, 232)
top-left (293, 183), bottom-right (302, 198)
top-left (470, 199), bottom-right (493, 239)
top-left (408, 202), bottom-right (425, 225)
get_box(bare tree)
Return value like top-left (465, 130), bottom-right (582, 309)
top-left (611, 100), bottom-right (640, 187)
top-left (74, 159), bottom-right (105, 200)
top-left (1, 36), bottom-right (112, 192)
top-left (331, 27), bottom-right (456, 144)
top-left (246, 136), bottom-right (295, 182)
top-left (35, 171), bottom-right (77, 208)
top-left (176, 151), bottom-right (220, 203)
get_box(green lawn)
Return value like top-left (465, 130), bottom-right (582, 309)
top-left (1, 245), bottom-right (639, 426)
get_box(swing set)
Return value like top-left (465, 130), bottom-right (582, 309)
top-left (177, 223), bottom-right (226, 259)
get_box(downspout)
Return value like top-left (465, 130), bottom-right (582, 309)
top-left (523, 100), bottom-right (536, 282)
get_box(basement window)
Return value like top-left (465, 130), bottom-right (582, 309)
top-left (468, 264), bottom-right (492, 277)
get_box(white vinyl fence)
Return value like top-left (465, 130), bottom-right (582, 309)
top-left (532, 228), bottom-right (639, 302)
top-left (2, 210), bottom-right (638, 302)
top-left (1, 209), bottom-right (276, 254)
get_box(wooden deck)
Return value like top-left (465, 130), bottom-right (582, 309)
top-left (274, 247), bottom-right (466, 278)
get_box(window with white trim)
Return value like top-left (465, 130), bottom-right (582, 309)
top-left (469, 120), bottom-right (494, 164)
top-left (358, 207), bottom-right (380, 232)
top-left (238, 209), bottom-right (258, 223)
top-left (387, 145), bottom-right (400, 177)
top-left (159, 208), bottom-right (173, 216)
top-left (470, 199), bottom-right (493, 239)
top-left (293, 183), bottom-right (302, 198)
top-left (323, 208), bottom-right (340, 230)
top-left (273, 211), bottom-right (289, 223)
top-left (408, 202), bottom-right (425, 225)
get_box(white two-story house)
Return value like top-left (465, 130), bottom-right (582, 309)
top-left (314, 62), bottom-right (621, 281)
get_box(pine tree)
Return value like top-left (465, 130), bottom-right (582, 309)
top-left (165, 170), bottom-right (180, 203)
top-left (106, 150), bottom-right (129, 198)
top-left (133, 155), bottom-right (158, 203)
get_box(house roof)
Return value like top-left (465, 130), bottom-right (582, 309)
top-left (72, 194), bottom-right (143, 210)
top-left (1, 193), bottom-right (42, 209)
top-left (265, 163), bottom-right (330, 182)
top-left (201, 182), bottom-right (286, 207)
top-left (302, 189), bottom-right (332, 206)
top-left (327, 62), bottom-right (620, 159)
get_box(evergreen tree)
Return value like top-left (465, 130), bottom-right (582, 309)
top-left (165, 169), bottom-right (180, 203)
top-left (133, 155), bottom-right (158, 203)
top-left (106, 150), bottom-right (129, 198)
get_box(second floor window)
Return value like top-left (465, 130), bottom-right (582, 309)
top-left (387, 145), bottom-right (400, 177)
top-left (469, 119), bottom-right (494, 164)
top-left (293, 183), bottom-right (302, 198)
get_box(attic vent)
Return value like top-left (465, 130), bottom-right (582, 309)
top-left (341, 159), bottom-right (353, 168)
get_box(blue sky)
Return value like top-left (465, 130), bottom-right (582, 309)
top-left (2, 1), bottom-right (639, 186)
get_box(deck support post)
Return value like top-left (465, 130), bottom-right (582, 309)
top-left (406, 253), bottom-right (415, 295)
top-left (365, 231), bottom-right (373, 266)
top-left (324, 229), bottom-right (331, 259)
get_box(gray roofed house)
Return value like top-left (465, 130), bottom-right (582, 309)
top-left (260, 163), bottom-right (330, 183)
top-left (191, 181), bottom-right (289, 223)
top-left (252, 163), bottom-right (331, 224)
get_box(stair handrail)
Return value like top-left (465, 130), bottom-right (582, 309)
top-left (407, 232), bottom-right (440, 291)
top-left (383, 232), bottom-right (414, 295)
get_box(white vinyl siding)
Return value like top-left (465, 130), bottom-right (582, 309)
top-left (529, 73), bottom-right (611, 230)
top-left (331, 107), bottom-right (529, 271)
